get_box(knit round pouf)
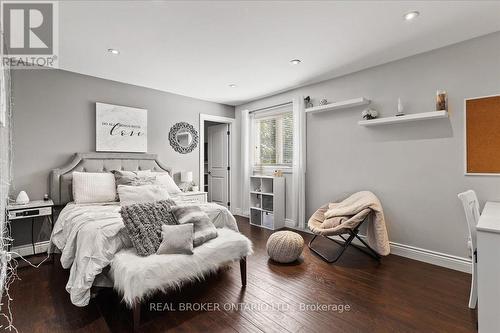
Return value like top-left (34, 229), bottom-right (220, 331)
top-left (266, 231), bottom-right (304, 263)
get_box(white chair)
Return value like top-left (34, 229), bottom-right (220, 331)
top-left (458, 190), bottom-right (480, 309)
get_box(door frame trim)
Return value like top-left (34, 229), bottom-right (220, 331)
top-left (199, 114), bottom-right (235, 211)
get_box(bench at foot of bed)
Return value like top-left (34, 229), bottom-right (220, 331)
top-left (131, 256), bottom-right (247, 331)
top-left (108, 228), bottom-right (252, 331)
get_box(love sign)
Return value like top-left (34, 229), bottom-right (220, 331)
top-left (96, 102), bottom-right (147, 152)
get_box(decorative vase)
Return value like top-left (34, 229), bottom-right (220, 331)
top-left (436, 90), bottom-right (447, 111)
top-left (304, 96), bottom-right (313, 108)
top-left (396, 98), bottom-right (405, 116)
top-left (16, 191), bottom-right (30, 205)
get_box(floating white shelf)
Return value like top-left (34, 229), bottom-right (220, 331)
top-left (358, 111), bottom-right (448, 126)
top-left (305, 97), bottom-right (370, 114)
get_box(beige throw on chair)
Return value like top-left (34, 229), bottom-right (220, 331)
top-left (310, 191), bottom-right (390, 256)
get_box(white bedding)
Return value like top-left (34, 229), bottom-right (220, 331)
top-left (49, 199), bottom-right (239, 307)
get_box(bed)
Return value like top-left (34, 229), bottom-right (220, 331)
top-left (48, 153), bottom-right (251, 319)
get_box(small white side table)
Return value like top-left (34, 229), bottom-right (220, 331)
top-left (6, 199), bottom-right (54, 255)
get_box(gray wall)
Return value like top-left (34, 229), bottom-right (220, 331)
top-left (11, 69), bottom-right (234, 246)
top-left (236, 31), bottom-right (500, 259)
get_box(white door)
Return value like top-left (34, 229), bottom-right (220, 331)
top-left (208, 124), bottom-right (229, 208)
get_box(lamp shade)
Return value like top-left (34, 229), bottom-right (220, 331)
top-left (181, 171), bottom-right (193, 182)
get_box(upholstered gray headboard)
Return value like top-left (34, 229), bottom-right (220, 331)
top-left (50, 152), bottom-right (172, 205)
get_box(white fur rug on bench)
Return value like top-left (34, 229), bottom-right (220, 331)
top-left (110, 228), bottom-right (253, 306)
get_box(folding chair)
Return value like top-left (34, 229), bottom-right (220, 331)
top-left (307, 206), bottom-right (381, 263)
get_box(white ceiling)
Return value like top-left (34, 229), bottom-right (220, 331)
top-left (59, 1), bottom-right (500, 106)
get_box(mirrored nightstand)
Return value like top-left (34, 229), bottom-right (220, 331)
top-left (6, 199), bottom-right (54, 256)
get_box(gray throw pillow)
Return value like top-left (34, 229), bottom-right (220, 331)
top-left (157, 223), bottom-right (194, 255)
top-left (171, 206), bottom-right (218, 247)
top-left (120, 199), bottom-right (177, 256)
top-left (112, 170), bottom-right (156, 186)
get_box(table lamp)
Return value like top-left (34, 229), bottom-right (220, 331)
top-left (180, 171), bottom-right (193, 192)
top-left (181, 171), bottom-right (193, 183)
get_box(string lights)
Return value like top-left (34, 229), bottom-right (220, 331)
top-left (0, 32), bottom-right (51, 332)
top-left (0, 42), bottom-right (17, 329)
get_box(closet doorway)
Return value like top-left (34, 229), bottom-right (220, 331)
top-left (199, 114), bottom-right (234, 209)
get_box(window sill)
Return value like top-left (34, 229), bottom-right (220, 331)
top-left (252, 165), bottom-right (293, 174)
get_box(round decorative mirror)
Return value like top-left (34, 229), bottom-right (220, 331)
top-left (168, 122), bottom-right (198, 154)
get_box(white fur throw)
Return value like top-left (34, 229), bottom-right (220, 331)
top-left (110, 228), bottom-right (252, 307)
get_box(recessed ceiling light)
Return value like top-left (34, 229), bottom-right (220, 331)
top-left (290, 59), bottom-right (301, 65)
top-left (404, 11), bottom-right (420, 21)
top-left (228, 84), bottom-right (237, 88)
top-left (107, 48), bottom-right (120, 55)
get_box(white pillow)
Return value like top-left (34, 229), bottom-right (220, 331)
top-left (117, 184), bottom-right (170, 206)
top-left (137, 171), bottom-right (181, 194)
top-left (72, 172), bottom-right (117, 204)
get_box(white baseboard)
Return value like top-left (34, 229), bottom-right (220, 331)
top-left (320, 231), bottom-right (471, 274)
top-left (10, 241), bottom-right (50, 258)
top-left (285, 219), bottom-right (295, 228)
top-left (233, 208), bottom-right (294, 225)
top-left (232, 208), bottom-right (472, 273)
top-left (232, 208), bottom-right (249, 218)
top-left (387, 240), bottom-right (471, 274)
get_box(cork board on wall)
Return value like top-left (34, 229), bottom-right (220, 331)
top-left (466, 95), bottom-right (500, 174)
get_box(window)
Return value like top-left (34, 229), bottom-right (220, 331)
top-left (253, 106), bottom-right (293, 166)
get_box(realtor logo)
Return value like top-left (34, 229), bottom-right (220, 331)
top-left (1, 1), bottom-right (58, 68)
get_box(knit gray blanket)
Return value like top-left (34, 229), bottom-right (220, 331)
top-left (120, 199), bottom-right (177, 256)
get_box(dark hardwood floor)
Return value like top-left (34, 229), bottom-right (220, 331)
top-left (2, 216), bottom-right (476, 332)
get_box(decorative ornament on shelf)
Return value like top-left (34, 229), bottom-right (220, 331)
top-left (436, 90), bottom-right (448, 111)
top-left (319, 98), bottom-right (328, 106)
top-left (361, 108), bottom-right (379, 120)
top-left (15, 191), bottom-right (29, 205)
top-left (304, 96), bottom-right (313, 108)
top-left (396, 97), bottom-right (405, 117)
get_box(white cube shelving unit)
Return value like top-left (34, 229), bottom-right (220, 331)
top-left (249, 175), bottom-right (285, 230)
